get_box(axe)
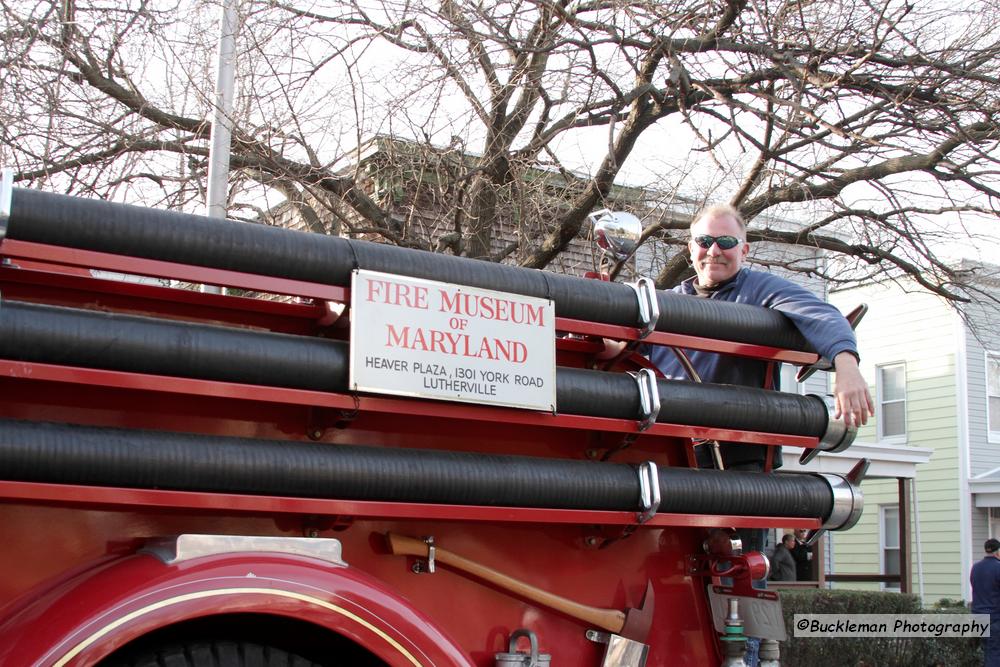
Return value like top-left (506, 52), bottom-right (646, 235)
top-left (385, 532), bottom-right (654, 642)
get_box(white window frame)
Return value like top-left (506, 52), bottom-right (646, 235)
top-left (990, 508), bottom-right (1000, 539)
top-left (880, 504), bottom-right (901, 592)
top-left (988, 351), bottom-right (1000, 443)
top-left (876, 362), bottom-right (906, 443)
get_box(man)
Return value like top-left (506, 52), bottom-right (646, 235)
top-left (647, 204), bottom-right (873, 471)
top-left (644, 204), bottom-right (873, 667)
top-left (971, 538), bottom-right (1000, 667)
top-left (769, 534), bottom-right (798, 582)
top-left (791, 528), bottom-right (813, 581)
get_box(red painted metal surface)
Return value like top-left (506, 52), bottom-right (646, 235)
top-left (0, 264), bottom-right (327, 334)
top-left (0, 545), bottom-right (472, 666)
top-left (0, 226), bottom-right (832, 666)
top-left (0, 503), bottom-right (727, 666)
top-left (1, 239), bottom-right (349, 303)
top-left (554, 317), bottom-right (820, 364)
top-left (0, 481), bottom-right (819, 530)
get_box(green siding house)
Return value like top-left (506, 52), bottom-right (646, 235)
top-left (825, 266), bottom-right (999, 603)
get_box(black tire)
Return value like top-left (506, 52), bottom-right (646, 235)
top-left (107, 640), bottom-right (323, 667)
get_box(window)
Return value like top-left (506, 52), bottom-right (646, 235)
top-left (881, 505), bottom-right (900, 591)
top-left (990, 508), bottom-right (1000, 540)
top-left (988, 353), bottom-right (1000, 441)
top-left (878, 363), bottom-right (906, 440)
top-left (779, 363), bottom-right (803, 395)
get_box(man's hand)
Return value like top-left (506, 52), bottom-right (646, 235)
top-left (832, 352), bottom-right (874, 428)
top-left (597, 338), bottom-right (626, 360)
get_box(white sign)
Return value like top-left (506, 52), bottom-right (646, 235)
top-left (349, 270), bottom-right (556, 411)
top-left (707, 586), bottom-right (788, 641)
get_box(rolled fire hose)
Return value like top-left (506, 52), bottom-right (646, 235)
top-left (0, 418), bottom-right (862, 530)
top-left (6, 187), bottom-right (813, 351)
top-left (0, 299), bottom-right (851, 449)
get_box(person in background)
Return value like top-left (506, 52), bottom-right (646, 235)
top-left (769, 534), bottom-right (797, 582)
top-left (791, 528), bottom-right (813, 582)
top-left (971, 538), bottom-right (1000, 667)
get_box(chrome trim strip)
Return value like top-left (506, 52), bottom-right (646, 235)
top-left (601, 632), bottom-right (650, 666)
top-left (140, 534), bottom-right (346, 566)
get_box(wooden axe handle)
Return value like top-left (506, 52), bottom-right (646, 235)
top-left (386, 532), bottom-right (626, 633)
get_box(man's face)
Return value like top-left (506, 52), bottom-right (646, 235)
top-left (689, 212), bottom-right (749, 287)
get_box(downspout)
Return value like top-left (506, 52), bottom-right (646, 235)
top-left (956, 309), bottom-right (973, 601)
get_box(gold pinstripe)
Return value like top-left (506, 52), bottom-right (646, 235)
top-left (51, 587), bottom-right (424, 667)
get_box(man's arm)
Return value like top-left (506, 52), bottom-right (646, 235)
top-left (832, 352), bottom-right (874, 427)
top-left (748, 273), bottom-right (873, 427)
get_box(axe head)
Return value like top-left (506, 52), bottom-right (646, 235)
top-left (619, 580), bottom-right (655, 642)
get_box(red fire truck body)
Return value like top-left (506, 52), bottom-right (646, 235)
top-left (0, 182), bottom-right (861, 666)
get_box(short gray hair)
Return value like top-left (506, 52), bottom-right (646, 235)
top-left (692, 204), bottom-right (746, 232)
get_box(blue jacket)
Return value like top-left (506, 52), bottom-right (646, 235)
top-left (971, 555), bottom-right (1000, 614)
top-left (648, 268), bottom-right (859, 468)
top-left (649, 268), bottom-right (858, 389)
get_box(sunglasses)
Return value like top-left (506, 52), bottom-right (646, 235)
top-left (692, 234), bottom-right (741, 250)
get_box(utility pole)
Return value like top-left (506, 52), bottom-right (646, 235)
top-left (203, 0), bottom-right (238, 294)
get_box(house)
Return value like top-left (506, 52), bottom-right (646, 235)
top-left (262, 135), bottom-right (658, 279)
top-left (820, 263), bottom-right (1000, 602)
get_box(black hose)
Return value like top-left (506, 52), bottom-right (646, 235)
top-left (7, 188), bottom-right (812, 350)
top-left (0, 300), bottom-right (830, 437)
top-left (0, 419), bottom-right (835, 518)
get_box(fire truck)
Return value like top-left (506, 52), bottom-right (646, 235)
top-left (0, 171), bottom-right (864, 666)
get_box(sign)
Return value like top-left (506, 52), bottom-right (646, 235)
top-left (350, 270), bottom-right (556, 411)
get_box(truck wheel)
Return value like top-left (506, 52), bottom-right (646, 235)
top-left (107, 640), bottom-right (323, 667)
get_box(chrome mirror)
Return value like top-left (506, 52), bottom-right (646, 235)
top-left (589, 209), bottom-right (642, 261)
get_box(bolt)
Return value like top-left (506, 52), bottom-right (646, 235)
top-left (309, 429), bottom-right (323, 440)
top-left (584, 536), bottom-right (599, 547)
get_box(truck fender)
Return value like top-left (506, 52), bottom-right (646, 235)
top-left (0, 537), bottom-right (473, 667)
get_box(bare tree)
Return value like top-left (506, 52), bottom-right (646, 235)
top-left (1, 0), bottom-right (998, 303)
